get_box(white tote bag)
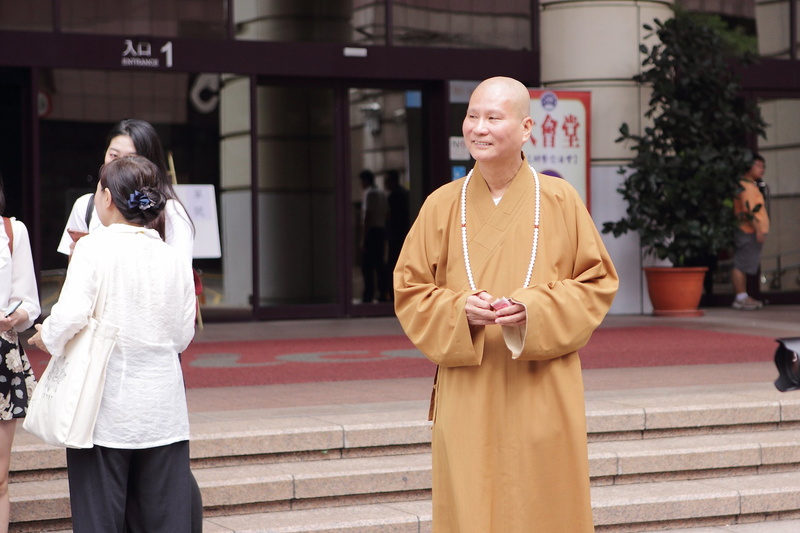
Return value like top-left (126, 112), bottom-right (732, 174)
top-left (24, 281), bottom-right (119, 448)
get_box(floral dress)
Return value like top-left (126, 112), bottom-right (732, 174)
top-left (0, 329), bottom-right (36, 419)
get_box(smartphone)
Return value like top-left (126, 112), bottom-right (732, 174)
top-left (67, 229), bottom-right (89, 242)
top-left (3, 301), bottom-right (21, 317)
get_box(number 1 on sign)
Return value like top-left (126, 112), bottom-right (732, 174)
top-left (160, 41), bottom-right (173, 68)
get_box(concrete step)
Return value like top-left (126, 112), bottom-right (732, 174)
top-left (11, 383), bottom-right (800, 531)
top-left (9, 453), bottom-right (433, 529)
top-left (197, 469), bottom-right (800, 533)
top-left (200, 500), bottom-right (431, 532)
top-left (589, 429), bottom-right (800, 483)
top-left (13, 383), bottom-right (799, 480)
top-left (648, 519), bottom-right (800, 532)
top-left (195, 453), bottom-right (431, 510)
top-left (197, 488), bottom-right (800, 533)
top-left (12, 428), bottom-right (800, 529)
top-left (32, 502), bottom-right (800, 533)
top-left (585, 383), bottom-right (800, 439)
top-left (592, 471), bottom-right (800, 531)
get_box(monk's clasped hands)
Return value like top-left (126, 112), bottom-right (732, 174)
top-left (466, 291), bottom-right (527, 327)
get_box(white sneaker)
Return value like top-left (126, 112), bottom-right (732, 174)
top-left (732, 297), bottom-right (763, 310)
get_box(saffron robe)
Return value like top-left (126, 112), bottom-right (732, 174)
top-left (394, 160), bottom-right (618, 533)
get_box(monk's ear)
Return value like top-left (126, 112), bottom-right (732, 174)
top-left (521, 116), bottom-right (533, 143)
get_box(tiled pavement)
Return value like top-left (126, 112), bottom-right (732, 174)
top-left (184, 305), bottom-right (800, 414)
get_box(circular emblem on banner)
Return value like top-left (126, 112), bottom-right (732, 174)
top-left (540, 91), bottom-right (558, 111)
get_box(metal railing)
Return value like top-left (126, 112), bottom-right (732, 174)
top-left (760, 250), bottom-right (800, 291)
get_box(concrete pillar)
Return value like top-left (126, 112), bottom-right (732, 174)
top-left (539, 0), bottom-right (674, 314)
top-left (219, 1), bottom-right (351, 307)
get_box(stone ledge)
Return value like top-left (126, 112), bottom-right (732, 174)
top-left (592, 472), bottom-right (800, 526)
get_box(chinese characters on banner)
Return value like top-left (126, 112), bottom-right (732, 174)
top-left (522, 90), bottom-right (591, 209)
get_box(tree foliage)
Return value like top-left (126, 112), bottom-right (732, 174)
top-left (602, 7), bottom-right (766, 267)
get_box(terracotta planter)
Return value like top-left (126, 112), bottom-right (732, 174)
top-left (643, 266), bottom-right (709, 317)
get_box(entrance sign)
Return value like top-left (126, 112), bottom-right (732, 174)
top-left (523, 90), bottom-right (591, 210)
top-left (121, 39), bottom-right (173, 68)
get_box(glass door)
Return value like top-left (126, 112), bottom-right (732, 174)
top-left (251, 80), bottom-right (428, 319)
top-left (348, 87), bottom-right (423, 314)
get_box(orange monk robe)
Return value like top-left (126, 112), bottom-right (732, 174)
top-left (394, 160), bottom-right (618, 533)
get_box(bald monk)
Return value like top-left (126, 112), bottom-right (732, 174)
top-left (393, 76), bottom-right (618, 532)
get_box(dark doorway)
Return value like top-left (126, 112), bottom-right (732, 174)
top-left (0, 69), bottom-right (30, 221)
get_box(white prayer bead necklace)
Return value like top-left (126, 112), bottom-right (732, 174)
top-left (460, 165), bottom-right (541, 291)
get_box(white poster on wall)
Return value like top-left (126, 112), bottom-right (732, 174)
top-left (174, 184), bottom-right (222, 259)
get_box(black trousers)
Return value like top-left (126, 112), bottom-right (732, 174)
top-left (361, 227), bottom-right (388, 303)
top-left (66, 441), bottom-right (192, 533)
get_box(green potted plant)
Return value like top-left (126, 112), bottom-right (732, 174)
top-left (603, 7), bottom-right (766, 316)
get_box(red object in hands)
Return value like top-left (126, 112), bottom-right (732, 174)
top-left (491, 297), bottom-right (511, 310)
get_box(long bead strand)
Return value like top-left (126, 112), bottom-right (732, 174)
top-left (460, 166), bottom-right (540, 292)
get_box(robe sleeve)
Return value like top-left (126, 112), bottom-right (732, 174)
top-left (505, 185), bottom-right (618, 361)
top-left (393, 189), bottom-right (485, 367)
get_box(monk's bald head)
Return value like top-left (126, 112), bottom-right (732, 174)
top-left (471, 77), bottom-right (531, 120)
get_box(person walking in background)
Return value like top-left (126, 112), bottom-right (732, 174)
top-left (0, 174), bottom-right (40, 533)
top-left (732, 153), bottom-right (769, 310)
top-left (359, 169), bottom-right (389, 303)
top-left (384, 169), bottom-right (410, 283)
top-left (393, 77), bottom-right (618, 532)
top-left (30, 156), bottom-right (196, 533)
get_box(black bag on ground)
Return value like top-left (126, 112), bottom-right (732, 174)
top-left (774, 338), bottom-right (800, 392)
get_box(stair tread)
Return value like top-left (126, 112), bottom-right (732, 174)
top-left (590, 428), bottom-right (800, 476)
top-left (592, 471), bottom-right (800, 525)
top-left (202, 500), bottom-right (431, 533)
top-left (14, 383), bottom-right (799, 463)
top-left (650, 518), bottom-right (800, 532)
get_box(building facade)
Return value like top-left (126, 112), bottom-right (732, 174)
top-left (0, 0), bottom-right (798, 318)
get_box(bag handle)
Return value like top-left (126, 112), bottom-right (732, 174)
top-left (91, 267), bottom-right (108, 320)
top-left (2, 217), bottom-right (12, 256)
top-left (84, 194), bottom-right (95, 229)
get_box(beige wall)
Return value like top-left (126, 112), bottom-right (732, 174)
top-left (757, 98), bottom-right (800, 291)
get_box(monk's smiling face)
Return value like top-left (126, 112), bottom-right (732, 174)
top-left (462, 77), bottom-right (532, 164)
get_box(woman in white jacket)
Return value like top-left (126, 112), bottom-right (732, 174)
top-left (30, 156), bottom-right (196, 533)
top-left (0, 174), bottom-right (40, 533)
top-left (55, 118), bottom-right (202, 530)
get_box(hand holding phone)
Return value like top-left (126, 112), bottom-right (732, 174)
top-left (3, 301), bottom-right (21, 317)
